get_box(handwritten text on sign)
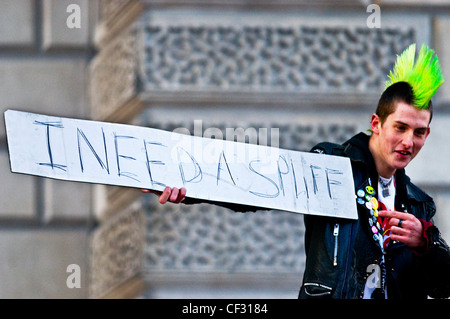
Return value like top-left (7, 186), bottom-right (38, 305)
top-left (4, 110), bottom-right (357, 219)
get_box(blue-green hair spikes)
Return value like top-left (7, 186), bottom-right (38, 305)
top-left (385, 43), bottom-right (445, 109)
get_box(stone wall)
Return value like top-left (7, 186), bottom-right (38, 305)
top-left (0, 0), bottom-right (97, 298)
top-left (89, 1), bottom-right (450, 299)
top-left (1, 0), bottom-right (450, 299)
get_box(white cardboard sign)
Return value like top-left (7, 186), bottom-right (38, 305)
top-left (4, 110), bottom-right (357, 219)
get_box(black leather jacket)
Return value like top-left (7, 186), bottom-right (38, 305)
top-left (299, 132), bottom-right (450, 299)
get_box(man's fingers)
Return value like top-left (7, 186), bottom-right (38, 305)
top-left (378, 210), bottom-right (409, 220)
top-left (141, 189), bottom-right (158, 195)
top-left (142, 186), bottom-right (186, 204)
top-left (169, 187), bottom-right (179, 202)
top-left (390, 224), bottom-right (407, 235)
top-left (387, 217), bottom-right (407, 228)
top-left (177, 187), bottom-right (187, 203)
top-left (159, 187), bottom-right (172, 204)
top-left (379, 210), bottom-right (426, 248)
top-left (170, 187), bottom-right (187, 203)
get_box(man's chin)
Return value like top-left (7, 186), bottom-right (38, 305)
top-left (392, 160), bottom-right (411, 170)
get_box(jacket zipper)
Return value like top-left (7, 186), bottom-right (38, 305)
top-left (333, 223), bottom-right (339, 266)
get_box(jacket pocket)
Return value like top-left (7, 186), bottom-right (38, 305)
top-left (302, 282), bottom-right (333, 298)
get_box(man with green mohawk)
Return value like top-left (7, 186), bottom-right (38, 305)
top-left (386, 43), bottom-right (444, 110)
top-left (149, 43), bottom-right (450, 299)
top-left (297, 43), bottom-right (450, 299)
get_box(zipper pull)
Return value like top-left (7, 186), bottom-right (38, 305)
top-left (333, 223), bottom-right (339, 267)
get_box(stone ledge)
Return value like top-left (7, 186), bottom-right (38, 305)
top-left (141, 0), bottom-right (367, 9)
top-left (380, 0), bottom-right (450, 7)
top-left (142, 270), bottom-right (302, 298)
top-left (98, 274), bottom-right (146, 299)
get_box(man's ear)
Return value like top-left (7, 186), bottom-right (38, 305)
top-left (370, 113), bottom-right (381, 134)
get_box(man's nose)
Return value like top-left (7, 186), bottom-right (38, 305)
top-left (402, 132), bottom-right (414, 148)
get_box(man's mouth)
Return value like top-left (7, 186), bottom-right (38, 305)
top-left (396, 150), bottom-right (411, 156)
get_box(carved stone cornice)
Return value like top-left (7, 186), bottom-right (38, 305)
top-left (141, 0), bottom-right (368, 9)
top-left (378, 0), bottom-right (450, 8)
top-left (90, 10), bottom-right (428, 122)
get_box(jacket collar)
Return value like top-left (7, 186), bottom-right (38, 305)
top-left (343, 132), bottom-right (430, 203)
top-left (343, 132), bottom-right (385, 185)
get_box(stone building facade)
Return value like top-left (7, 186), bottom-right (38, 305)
top-left (0, 0), bottom-right (449, 298)
top-left (0, 0), bottom-right (97, 298)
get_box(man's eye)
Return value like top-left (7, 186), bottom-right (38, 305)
top-left (415, 130), bottom-right (426, 136)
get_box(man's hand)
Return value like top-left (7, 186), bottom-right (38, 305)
top-left (378, 210), bottom-right (426, 248)
top-left (141, 186), bottom-right (186, 204)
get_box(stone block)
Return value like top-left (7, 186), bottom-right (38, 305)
top-left (0, 146), bottom-right (35, 218)
top-left (0, 59), bottom-right (88, 137)
top-left (0, 229), bottom-right (89, 298)
top-left (43, 178), bottom-right (92, 222)
top-left (42, 0), bottom-right (90, 50)
top-left (0, 0), bottom-right (34, 47)
top-left (433, 15), bottom-right (450, 107)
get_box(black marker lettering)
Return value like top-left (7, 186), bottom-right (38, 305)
top-left (177, 147), bottom-right (202, 185)
top-left (290, 159), bottom-right (308, 199)
top-left (303, 177), bottom-right (309, 199)
top-left (310, 164), bottom-right (321, 195)
top-left (113, 133), bottom-right (140, 182)
top-left (143, 140), bottom-right (167, 187)
top-left (325, 168), bottom-right (343, 199)
top-left (33, 120), bottom-right (67, 171)
top-left (77, 128), bottom-right (109, 174)
top-left (277, 155), bottom-right (289, 196)
top-left (216, 151), bottom-right (235, 186)
top-left (248, 159), bottom-right (279, 198)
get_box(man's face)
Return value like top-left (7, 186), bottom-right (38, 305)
top-left (370, 101), bottom-right (431, 177)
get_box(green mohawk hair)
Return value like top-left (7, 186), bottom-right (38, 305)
top-left (385, 43), bottom-right (445, 109)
